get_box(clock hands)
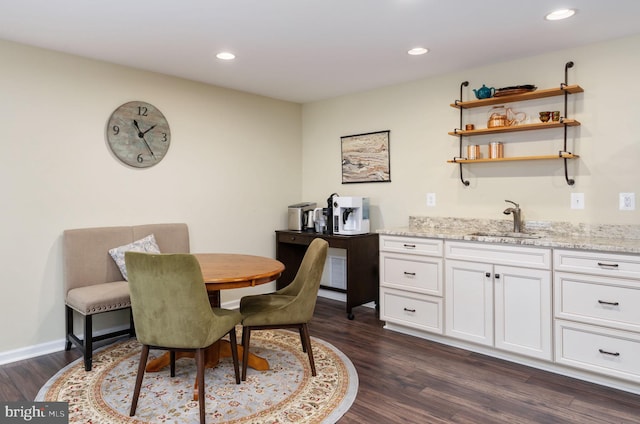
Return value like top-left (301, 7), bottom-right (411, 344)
top-left (133, 120), bottom-right (156, 160)
top-left (132, 119), bottom-right (144, 137)
top-left (142, 124), bottom-right (156, 135)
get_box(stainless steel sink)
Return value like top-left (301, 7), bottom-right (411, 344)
top-left (468, 231), bottom-right (542, 239)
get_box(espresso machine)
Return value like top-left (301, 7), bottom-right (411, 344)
top-left (332, 196), bottom-right (370, 235)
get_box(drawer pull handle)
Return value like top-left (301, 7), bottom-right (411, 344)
top-left (403, 307), bottom-right (416, 313)
top-left (597, 262), bottom-right (619, 268)
top-left (598, 300), bottom-right (620, 306)
top-left (403, 244), bottom-right (416, 249)
top-left (485, 272), bottom-right (491, 278)
top-left (403, 271), bottom-right (416, 276)
top-left (598, 349), bottom-right (620, 357)
top-left (495, 273), bottom-right (500, 279)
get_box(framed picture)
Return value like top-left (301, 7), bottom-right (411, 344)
top-left (341, 130), bottom-right (391, 184)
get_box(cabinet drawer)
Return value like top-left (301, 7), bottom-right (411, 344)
top-left (445, 241), bottom-right (551, 269)
top-left (380, 288), bottom-right (443, 334)
top-left (555, 320), bottom-right (640, 382)
top-left (554, 249), bottom-right (640, 280)
top-left (277, 232), bottom-right (314, 246)
top-left (554, 272), bottom-right (640, 332)
top-left (380, 235), bottom-right (443, 257)
top-left (380, 253), bottom-right (442, 296)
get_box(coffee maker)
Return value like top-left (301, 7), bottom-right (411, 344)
top-left (332, 196), bottom-right (370, 235)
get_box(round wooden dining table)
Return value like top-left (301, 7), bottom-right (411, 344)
top-left (144, 253), bottom-right (285, 384)
top-left (195, 253), bottom-right (285, 302)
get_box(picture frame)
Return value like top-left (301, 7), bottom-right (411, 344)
top-left (341, 130), bottom-right (391, 184)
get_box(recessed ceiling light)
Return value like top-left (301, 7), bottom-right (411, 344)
top-left (545, 9), bottom-right (576, 21)
top-left (408, 47), bottom-right (429, 56)
top-left (216, 52), bottom-right (236, 60)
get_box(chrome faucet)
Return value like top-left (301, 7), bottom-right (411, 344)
top-left (503, 200), bottom-right (522, 233)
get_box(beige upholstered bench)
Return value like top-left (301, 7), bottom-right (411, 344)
top-left (63, 223), bottom-right (190, 371)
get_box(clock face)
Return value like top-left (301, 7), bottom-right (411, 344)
top-left (106, 101), bottom-right (171, 168)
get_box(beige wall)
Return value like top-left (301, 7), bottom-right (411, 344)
top-left (302, 34), bottom-right (640, 230)
top-left (0, 40), bottom-right (302, 356)
top-left (2, 34), bottom-right (640, 360)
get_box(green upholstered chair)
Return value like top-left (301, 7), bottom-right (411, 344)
top-left (125, 252), bottom-right (242, 424)
top-left (239, 238), bottom-right (328, 381)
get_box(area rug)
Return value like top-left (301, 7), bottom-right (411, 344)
top-left (36, 329), bottom-right (358, 423)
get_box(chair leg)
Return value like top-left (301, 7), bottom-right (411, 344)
top-left (65, 306), bottom-right (73, 351)
top-left (129, 308), bottom-right (136, 338)
top-left (170, 351), bottom-right (176, 377)
top-left (130, 344), bottom-right (149, 417)
top-left (298, 326), bottom-right (307, 352)
top-left (83, 315), bottom-right (93, 371)
top-left (229, 328), bottom-right (240, 384)
top-left (301, 323), bottom-right (316, 376)
top-left (196, 348), bottom-right (206, 424)
top-left (241, 327), bottom-right (251, 381)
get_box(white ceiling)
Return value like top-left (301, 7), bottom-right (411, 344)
top-left (1, 0), bottom-right (639, 103)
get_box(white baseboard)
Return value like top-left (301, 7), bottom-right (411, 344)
top-left (0, 339), bottom-right (66, 366)
top-left (0, 323), bottom-right (134, 366)
top-left (0, 296), bottom-right (368, 366)
top-left (318, 289), bottom-right (377, 310)
top-left (318, 288), bottom-right (346, 302)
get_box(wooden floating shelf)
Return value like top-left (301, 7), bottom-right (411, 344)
top-left (448, 119), bottom-right (580, 136)
top-left (450, 85), bottom-right (584, 109)
top-left (447, 153), bottom-right (579, 164)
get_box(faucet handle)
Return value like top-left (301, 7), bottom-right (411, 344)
top-left (505, 200), bottom-right (519, 208)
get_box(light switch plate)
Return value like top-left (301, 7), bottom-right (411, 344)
top-left (619, 193), bottom-right (636, 210)
top-left (571, 193), bottom-right (585, 209)
top-left (426, 193), bottom-right (436, 207)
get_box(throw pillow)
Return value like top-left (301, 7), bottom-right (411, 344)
top-left (109, 234), bottom-right (161, 280)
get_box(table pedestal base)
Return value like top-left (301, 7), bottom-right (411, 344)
top-left (145, 341), bottom-right (269, 400)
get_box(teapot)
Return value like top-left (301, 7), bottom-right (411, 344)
top-left (487, 106), bottom-right (527, 128)
top-left (473, 84), bottom-right (495, 99)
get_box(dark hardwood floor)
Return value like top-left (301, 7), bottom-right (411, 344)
top-left (2, 297), bottom-right (639, 423)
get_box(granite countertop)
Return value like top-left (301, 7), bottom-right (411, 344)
top-left (378, 217), bottom-right (640, 255)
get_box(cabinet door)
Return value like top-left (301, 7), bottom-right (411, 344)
top-left (445, 260), bottom-right (493, 346)
top-left (494, 265), bottom-right (552, 360)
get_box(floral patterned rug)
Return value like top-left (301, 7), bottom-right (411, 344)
top-left (36, 329), bottom-right (358, 423)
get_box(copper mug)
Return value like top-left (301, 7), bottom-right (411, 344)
top-left (489, 142), bottom-right (504, 159)
top-left (539, 111), bottom-right (551, 122)
top-left (467, 145), bottom-right (480, 160)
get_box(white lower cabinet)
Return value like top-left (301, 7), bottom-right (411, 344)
top-left (380, 235), bottom-right (444, 334)
top-left (494, 265), bottom-right (552, 359)
top-left (445, 241), bottom-right (552, 360)
top-left (444, 259), bottom-right (493, 346)
top-left (379, 236), bottom-right (640, 392)
top-left (554, 249), bottom-right (640, 383)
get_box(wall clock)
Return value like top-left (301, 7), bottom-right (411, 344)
top-left (106, 101), bottom-right (171, 168)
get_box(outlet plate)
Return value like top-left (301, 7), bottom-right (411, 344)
top-left (620, 193), bottom-right (636, 211)
top-left (426, 193), bottom-right (436, 207)
top-left (571, 193), bottom-right (585, 210)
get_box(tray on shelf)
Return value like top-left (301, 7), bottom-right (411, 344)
top-left (494, 85), bottom-right (537, 97)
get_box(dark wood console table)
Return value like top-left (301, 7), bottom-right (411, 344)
top-left (275, 230), bottom-right (379, 319)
